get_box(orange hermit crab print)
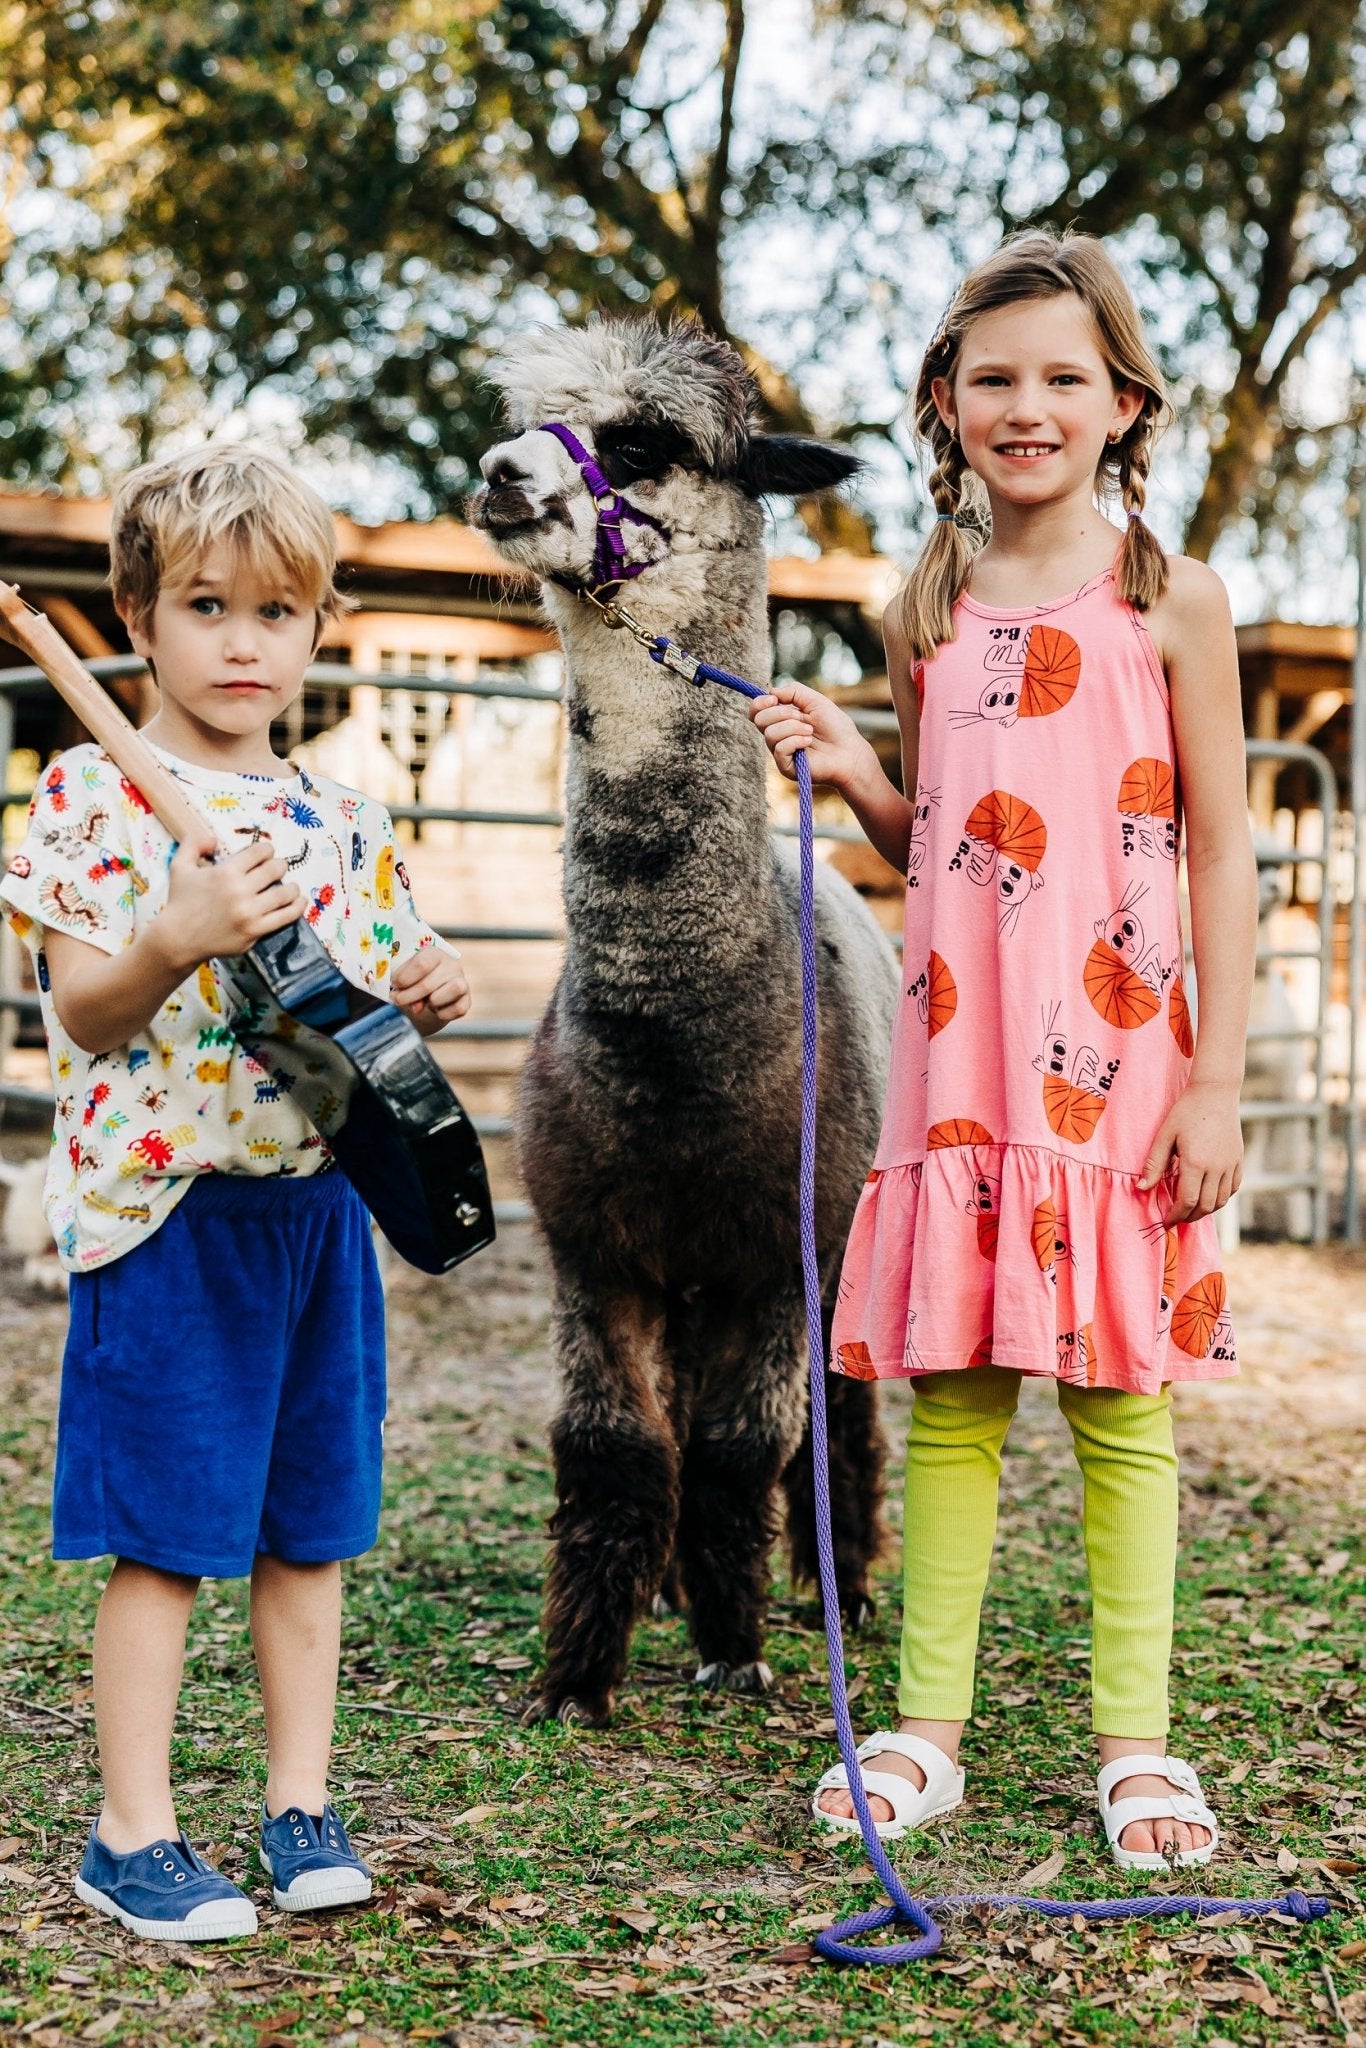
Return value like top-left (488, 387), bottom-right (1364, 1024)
top-left (949, 790), bottom-right (1047, 938)
top-left (949, 622), bottom-right (1081, 730)
top-left (927, 1118), bottom-right (994, 1149)
top-left (1084, 880), bottom-right (1173, 1028)
top-left (1117, 757), bottom-right (1178, 862)
top-left (1168, 973), bottom-right (1195, 1057)
top-left (1031, 1197), bottom-right (1071, 1284)
top-left (1170, 1272), bottom-right (1236, 1363)
top-left (1032, 1003), bottom-right (1120, 1143)
top-left (963, 1159), bottom-right (1001, 1262)
top-left (907, 951), bottom-right (957, 1037)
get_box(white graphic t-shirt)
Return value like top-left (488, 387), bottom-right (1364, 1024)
top-left (0, 743), bottom-right (442, 1272)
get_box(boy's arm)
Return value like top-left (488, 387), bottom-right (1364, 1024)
top-left (391, 943), bottom-right (471, 1035)
top-left (46, 834), bottom-right (304, 1055)
top-left (358, 804), bottom-right (470, 1036)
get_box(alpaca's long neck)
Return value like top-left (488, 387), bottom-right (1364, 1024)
top-left (547, 543), bottom-right (784, 1019)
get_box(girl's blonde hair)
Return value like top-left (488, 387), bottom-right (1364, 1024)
top-left (895, 230), bottom-right (1171, 662)
top-left (110, 443), bottom-right (351, 635)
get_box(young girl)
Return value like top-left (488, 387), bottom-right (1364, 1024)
top-left (750, 230), bottom-right (1257, 1869)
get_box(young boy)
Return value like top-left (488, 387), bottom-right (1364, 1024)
top-left (0, 444), bottom-right (469, 1941)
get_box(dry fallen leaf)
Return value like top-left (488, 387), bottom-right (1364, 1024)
top-left (1276, 1845), bottom-right (1299, 1875)
top-left (79, 2015), bottom-right (121, 2044)
top-left (1017, 1849), bottom-right (1067, 1890)
top-left (612, 1908), bottom-right (658, 1936)
top-left (452, 1804), bottom-right (499, 1827)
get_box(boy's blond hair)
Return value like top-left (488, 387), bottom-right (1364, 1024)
top-left (109, 443), bottom-right (351, 635)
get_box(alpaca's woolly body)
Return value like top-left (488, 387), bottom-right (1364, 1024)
top-left (476, 317), bottom-right (896, 1721)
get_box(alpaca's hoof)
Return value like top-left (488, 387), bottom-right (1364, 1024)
top-left (521, 1689), bottom-right (613, 1728)
top-left (695, 1659), bottom-right (774, 1695)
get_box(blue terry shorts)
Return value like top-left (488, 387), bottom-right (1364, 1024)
top-left (55, 1171), bottom-right (386, 1578)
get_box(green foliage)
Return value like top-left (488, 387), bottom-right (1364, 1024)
top-left (0, 0), bottom-right (1363, 559)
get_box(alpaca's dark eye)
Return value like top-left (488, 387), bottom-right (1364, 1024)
top-left (597, 420), bottom-right (689, 486)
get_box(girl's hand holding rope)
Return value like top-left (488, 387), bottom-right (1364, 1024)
top-left (749, 683), bottom-right (875, 792)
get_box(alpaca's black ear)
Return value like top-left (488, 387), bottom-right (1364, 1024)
top-left (738, 435), bottom-right (863, 498)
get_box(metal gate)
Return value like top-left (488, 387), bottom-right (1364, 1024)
top-left (0, 668), bottom-right (1352, 1242)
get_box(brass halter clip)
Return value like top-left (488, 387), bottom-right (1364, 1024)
top-left (574, 584), bottom-right (658, 651)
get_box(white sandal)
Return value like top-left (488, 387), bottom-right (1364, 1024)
top-left (811, 1730), bottom-right (965, 1842)
top-left (1097, 1753), bottom-right (1219, 1871)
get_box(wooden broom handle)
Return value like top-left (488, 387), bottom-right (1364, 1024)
top-left (0, 580), bottom-right (211, 850)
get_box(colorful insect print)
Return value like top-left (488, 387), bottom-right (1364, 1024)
top-left (948, 623), bottom-right (1081, 730)
top-left (122, 1125), bottom-right (195, 1172)
top-left (1117, 758), bottom-right (1178, 861)
top-left (82, 1082), bottom-right (112, 1127)
top-left (1032, 1003), bottom-right (1120, 1143)
top-left (1084, 880), bottom-right (1172, 1028)
top-left (266, 790), bottom-right (323, 830)
top-left (907, 951), bottom-right (957, 1037)
top-left (375, 841), bottom-right (396, 910)
top-left (39, 875), bottom-right (103, 934)
top-left (3, 739), bottom-right (442, 1272)
top-left (950, 790), bottom-right (1047, 937)
top-left (307, 883), bottom-right (337, 926)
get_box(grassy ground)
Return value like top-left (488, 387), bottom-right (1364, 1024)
top-left (0, 1225), bottom-right (1362, 2048)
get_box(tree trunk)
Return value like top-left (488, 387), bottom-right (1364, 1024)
top-left (1182, 362), bottom-right (1280, 562)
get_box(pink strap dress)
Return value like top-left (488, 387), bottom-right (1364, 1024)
top-left (830, 566), bottom-right (1238, 1396)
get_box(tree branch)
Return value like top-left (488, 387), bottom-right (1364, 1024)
top-left (702, 0), bottom-right (745, 239)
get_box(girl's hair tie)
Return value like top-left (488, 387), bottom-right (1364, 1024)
top-left (936, 511), bottom-right (957, 523)
top-left (1126, 507), bottom-right (1142, 520)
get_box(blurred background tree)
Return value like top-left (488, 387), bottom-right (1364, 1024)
top-left (0, 0), bottom-right (1362, 597)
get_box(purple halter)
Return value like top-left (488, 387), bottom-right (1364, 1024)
top-left (536, 422), bottom-right (667, 597)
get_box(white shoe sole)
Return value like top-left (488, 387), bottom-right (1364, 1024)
top-left (260, 1848), bottom-right (372, 1913)
top-left (812, 1790), bottom-right (963, 1842)
top-left (1110, 1840), bottom-right (1216, 1872)
top-left (75, 1875), bottom-right (258, 1942)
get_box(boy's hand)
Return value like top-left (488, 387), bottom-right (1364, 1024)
top-left (155, 833), bottom-right (304, 971)
top-left (748, 682), bottom-right (874, 792)
top-left (1139, 1079), bottom-right (1244, 1224)
top-left (391, 945), bottom-right (470, 1034)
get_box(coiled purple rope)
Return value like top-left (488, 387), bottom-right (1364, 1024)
top-left (645, 631), bottom-right (1332, 1964)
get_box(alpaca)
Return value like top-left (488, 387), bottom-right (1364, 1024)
top-left (471, 317), bottom-right (898, 1725)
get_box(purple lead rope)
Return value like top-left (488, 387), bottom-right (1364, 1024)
top-left (643, 631), bottom-right (1332, 1964)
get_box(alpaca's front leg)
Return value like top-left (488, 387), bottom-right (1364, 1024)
top-left (525, 1282), bottom-right (678, 1727)
top-left (674, 1295), bottom-right (807, 1692)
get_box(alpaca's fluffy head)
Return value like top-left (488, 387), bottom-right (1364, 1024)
top-left (470, 316), bottom-right (860, 591)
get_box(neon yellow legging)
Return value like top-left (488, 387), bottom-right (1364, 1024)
top-left (899, 1366), bottom-right (1177, 1737)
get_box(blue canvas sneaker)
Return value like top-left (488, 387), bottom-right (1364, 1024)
top-left (75, 1825), bottom-right (257, 1941)
top-left (259, 1802), bottom-right (372, 1912)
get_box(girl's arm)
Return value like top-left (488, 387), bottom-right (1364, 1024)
top-left (1139, 558), bottom-right (1258, 1223)
top-left (749, 604), bottom-right (921, 873)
